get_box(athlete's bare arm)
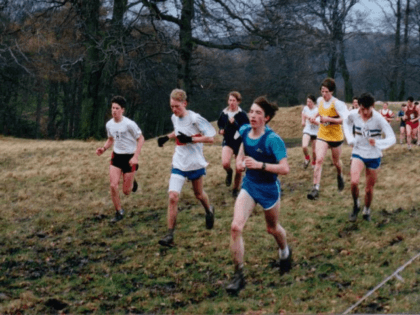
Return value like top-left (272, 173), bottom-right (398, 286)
top-left (96, 137), bottom-right (114, 156)
top-left (129, 135), bottom-right (145, 167)
top-left (235, 144), bottom-right (246, 173)
top-left (243, 156), bottom-right (289, 176)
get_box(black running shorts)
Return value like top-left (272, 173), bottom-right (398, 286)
top-left (110, 152), bottom-right (139, 173)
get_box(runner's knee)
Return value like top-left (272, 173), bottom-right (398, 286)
top-left (194, 190), bottom-right (204, 201)
top-left (266, 224), bottom-right (277, 236)
top-left (231, 222), bottom-right (243, 237)
top-left (168, 192), bottom-right (179, 205)
top-left (222, 161), bottom-right (231, 169)
top-left (110, 182), bottom-right (119, 192)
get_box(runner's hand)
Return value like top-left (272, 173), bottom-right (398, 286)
top-left (177, 132), bottom-right (193, 144)
top-left (96, 147), bottom-right (105, 156)
top-left (236, 160), bottom-right (246, 172)
top-left (158, 136), bottom-right (169, 147)
top-left (129, 156), bottom-right (138, 167)
top-left (244, 156), bottom-right (260, 170)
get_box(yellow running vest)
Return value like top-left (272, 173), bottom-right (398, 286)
top-left (317, 99), bottom-right (344, 142)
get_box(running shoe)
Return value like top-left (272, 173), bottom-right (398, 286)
top-left (279, 247), bottom-right (293, 275)
top-left (132, 179), bottom-right (138, 192)
top-left (303, 159), bottom-right (310, 169)
top-left (225, 169), bottom-right (233, 187)
top-left (337, 174), bottom-right (345, 191)
top-left (232, 188), bottom-right (239, 198)
top-left (307, 188), bottom-right (319, 200)
top-left (110, 209), bottom-right (124, 223)
top-left (158, 233), bottom-right (174, 247)
top-left (349, 203), bottom-right (360, 222)
top-left (362, 208), bottom-right (371, 221)
top-left (226, 269), bottom-right (246, 295)
top-left (205, 206), bottom-right (215, 229)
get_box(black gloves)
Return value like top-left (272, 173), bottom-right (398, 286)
top-left (157, 135), bottom-right (169, 147)
top-left (177, 132), bottom-right (193, 144)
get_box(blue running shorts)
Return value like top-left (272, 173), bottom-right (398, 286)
top-left (241, 177), bottom-right (281, 210)
top-left (352, 154), bottom-right (381, 170)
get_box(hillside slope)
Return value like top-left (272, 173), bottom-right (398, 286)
top-left (0, 104), bottom-right (419, 314)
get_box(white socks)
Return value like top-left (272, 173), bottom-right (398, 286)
top-left (279, 246), bottom-right (290, 260)
top-left (363, 207), bottom-right (370, 215)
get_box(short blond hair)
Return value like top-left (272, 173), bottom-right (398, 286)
top-left (170, 89), bottom-right (187, 102)
top-left (228, 91), bottom-right (242, 103)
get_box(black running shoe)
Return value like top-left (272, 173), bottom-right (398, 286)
top-left (362, 213), bottom-right (371, 221)
top-left (349, 204), bottom-right (360, 222)
top-left (132, 179), bottom-right (138, 193)
top-left (158, 233), bottom-right (174, 247)
top-left (226, 269), bottom-right (246, 295)
top-left (110, 209), bottom-right (124, 223)
top-left (307, 188), bottom-right (319, 200)
top-left (225, 169), bottom-right (233, 187)
top-left (337, 174), bottom-right (345, 191)
top-left (279, 247), bottom-right (293, 275)
top-left (232, 188), bottom-right (239, 198)
top-left (362, 209), bottom-right (371, 221)
top-left (205, 206), bottom-right (215, 229)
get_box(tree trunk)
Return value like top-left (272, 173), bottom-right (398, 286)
top-left (339, 42), bottom-right (353, 102)
top-left (47, 81), bottom-right (59, 139)
top-left (35, 79), bottom-right (45, 139)
top-left (399, 0), bottom-right (410, 100)
top-left (177, 0), bottom-right (194, 94)
top-left (390, 0), bottom-right (402, 101)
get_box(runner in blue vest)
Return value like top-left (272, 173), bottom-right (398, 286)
top-left (226, 96), bottom-right (292, 295)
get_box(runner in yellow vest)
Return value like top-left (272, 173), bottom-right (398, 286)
top-left (307, 78), bottom-right (349, 200)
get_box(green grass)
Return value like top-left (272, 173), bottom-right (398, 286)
top-left (0, 110), bottom-right (419, 314)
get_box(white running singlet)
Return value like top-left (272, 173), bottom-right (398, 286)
top-left (171, 110), bottom-right (216, 171)
top-left (106, 116), bottom-right (142, 154)
top-left (343, 109), bottom-right (396, 159)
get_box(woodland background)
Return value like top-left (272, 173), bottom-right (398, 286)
top-left (1, 0), bottom-right (420, 140)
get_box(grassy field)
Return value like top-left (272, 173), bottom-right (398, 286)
top-left (1, 104), bottom-right (419, 314)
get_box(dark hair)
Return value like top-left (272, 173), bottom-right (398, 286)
top-left (407, 96), bottom-right (414, 102)
top-left (320, 78), bottom-right (336, 92)
top-left (415, 102), bottom-right (419, 105)
top-left (253, 96), bottom-right (278, 123)
top-left (111, 95), bottom-right (127, 109)
top-left (352, 96), bottom-right (359, 101)
top-left (358, 93), bottom-right (375, 108)
top-left (402, 103), bottom-right (407, 107)
top-left (307, 94), bottom-right (316, 103)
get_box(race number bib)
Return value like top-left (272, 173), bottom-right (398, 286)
top-left (362, 125), bottom-right (371, 138)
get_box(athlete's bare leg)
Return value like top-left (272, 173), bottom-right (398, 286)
top-left (264, 201), bottom-right (287, 250)
top-left (109, 165), bottom-right (123, 211)
top-left (230, 190), bottom-right (255, 267)
top-left (192, 176), bottom-right (211, 212)
top-left (365, 167), bottom-right (379, 209)
top-left (313, 140), bottom-right (329, 185)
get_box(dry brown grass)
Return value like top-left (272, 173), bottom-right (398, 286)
top-left (0, 105), bottom-right (419, 314)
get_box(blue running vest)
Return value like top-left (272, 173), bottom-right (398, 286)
top-left (242, 126), bottom-right (278, 183)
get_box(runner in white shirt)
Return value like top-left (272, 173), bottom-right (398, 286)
top-left (96, 96), bottom-right (145, 223)
top-left (301, 94), bottom-right (319, 169)
top-left (343, 93), bottom-right (396, 222)
top-left (157, 89), bottom-right (216, 247)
